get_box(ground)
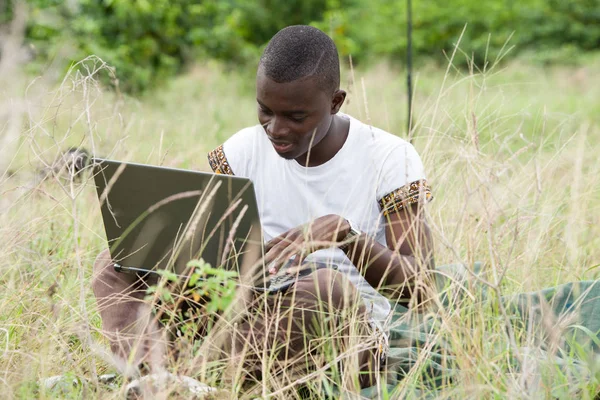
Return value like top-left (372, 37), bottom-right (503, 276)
top-left (1, 55), bottom-right (599, 398)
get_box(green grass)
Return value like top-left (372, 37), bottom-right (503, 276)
top-left (1, 53), bottom-right (600, 398)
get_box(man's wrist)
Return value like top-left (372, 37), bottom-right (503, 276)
top-left (336, 218), bottom-right (351, 243)
top-left (338, 219), bottom-right (361, 250)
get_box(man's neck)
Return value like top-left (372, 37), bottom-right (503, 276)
top-left (295, 115), bottom-right (350, 167)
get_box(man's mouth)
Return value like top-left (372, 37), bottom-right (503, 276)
top-left (269, 139), bottom-right (295, 153)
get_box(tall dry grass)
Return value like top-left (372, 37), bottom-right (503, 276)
top-left (1, 20), bottom-right (599, 398)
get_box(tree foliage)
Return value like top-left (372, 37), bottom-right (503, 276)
top-left (14, 0), bottom-right (600, 93)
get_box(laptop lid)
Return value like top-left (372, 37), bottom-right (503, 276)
top-left (93, 159), bottom-right (263, 278)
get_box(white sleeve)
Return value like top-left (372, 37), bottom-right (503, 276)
top-left (376, 142), bottom-right (433, 215)
top-left (207, 127), bottom-right (256, 178)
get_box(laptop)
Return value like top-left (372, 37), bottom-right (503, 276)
top-left (92, 159), bottom-right (325, 292)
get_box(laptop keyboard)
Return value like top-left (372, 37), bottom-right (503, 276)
top-left (268, 272), bottom-right (296, 290)
top-left (266, 261), bottom-right (337, 293)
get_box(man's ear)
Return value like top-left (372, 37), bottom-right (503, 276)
top-left (331, 89), bottom-right (347, 114)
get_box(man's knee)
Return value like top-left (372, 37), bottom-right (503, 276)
top-left (92, 249), bottom-right (144, 300)
top-left (93, 248), bottom-right (112, 272)
top-left (91, 249), bottom-right (149, 331)
top-left (294, 268), bottom-right (361, 312)
top-left (92, 249), bottom-right (112, 295)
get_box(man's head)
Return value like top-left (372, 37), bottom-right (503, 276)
top-left (256, 25), bottom-right (346, 160)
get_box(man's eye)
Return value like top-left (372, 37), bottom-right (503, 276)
top-left (290, 116), bottom-right (306, 123)
top-left (259, 107), bottom-right (272, 115)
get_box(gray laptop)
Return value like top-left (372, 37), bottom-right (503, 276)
top-left (93, 159), bottom-right (265, 282)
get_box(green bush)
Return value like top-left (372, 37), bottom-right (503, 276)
top-left (325, 0), bottom-right (600, 68)
top-left (18, 0), bottom-right (600, 93)
top-left (25, 0), bottom-right (251, 93)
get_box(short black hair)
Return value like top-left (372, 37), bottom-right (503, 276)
top-left (259, 25), bottom-right (340, 94)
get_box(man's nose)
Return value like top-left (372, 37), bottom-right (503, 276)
top-left (267, 116), bottom-right (289, 138)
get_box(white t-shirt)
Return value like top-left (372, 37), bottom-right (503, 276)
top-left (208, 113), bottom-right (432, 322)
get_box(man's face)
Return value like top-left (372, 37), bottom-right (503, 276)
top-left (256, 72), bottom-right (337, 160)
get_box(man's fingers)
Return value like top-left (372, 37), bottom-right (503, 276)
top-left (265, 235), bottom-right (283, 252)
top-left (265, 229), bottom-right (301, 252)
top-left (265, 245), bottom-right (292, 274)
top-left (264, 244), bottom-right (284, 266)
top-left (265, 231), bottom-right (293, 252)
top-left (283, 236), bottom-right (317, 271)
top-left (288, 247), bottom-right (306, 270)
top-left (265, 240), bottom-right (304, 275)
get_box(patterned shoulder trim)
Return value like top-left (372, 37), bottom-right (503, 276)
top-left (378, 179), bottom-right (433, 216)
top-left (207, 145), bottom-right (234, 175)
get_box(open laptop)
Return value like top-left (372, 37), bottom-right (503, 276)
top-left (92, 159), bottom-right (325, 293)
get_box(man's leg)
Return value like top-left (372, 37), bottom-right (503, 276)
top-left (234, 268), bottom-right (381, 388)
top-left (284, 268), bottom-right (381, 388)
top-left (92, 249), bottom-right (166, 374)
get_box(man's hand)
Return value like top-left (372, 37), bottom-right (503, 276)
top-left (264, 214), bottom-right (349, 275)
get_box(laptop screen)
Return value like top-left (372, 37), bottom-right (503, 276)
top-left (93, 159), bottom-right (263, 279)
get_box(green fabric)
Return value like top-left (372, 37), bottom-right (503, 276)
top-left (357, 263), bottom-right (600, 399)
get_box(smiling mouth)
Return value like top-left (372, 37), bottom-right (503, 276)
top-left (268, 138), bottom-right (295, 153)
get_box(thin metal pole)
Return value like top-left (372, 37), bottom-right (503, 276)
top-left (406, 0), bottom-right (413, 139)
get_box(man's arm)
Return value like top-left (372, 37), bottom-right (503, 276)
top-left (342, 203), bottom-right (434, 300)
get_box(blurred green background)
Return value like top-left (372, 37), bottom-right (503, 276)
top-left (2, 2), bottom-right (600, 398)
top-left (7, 0), bottom-right (600, 93)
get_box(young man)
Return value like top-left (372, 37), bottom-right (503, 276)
top-left (212, 24), bottom-right (433, 380)
top-left (93, 25), bottom-right (433, 388)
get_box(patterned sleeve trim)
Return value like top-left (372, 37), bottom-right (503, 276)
top-left (378, 179), bottom-right (433, 216)
top-left (207, 144), bottom-right (234, 175)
